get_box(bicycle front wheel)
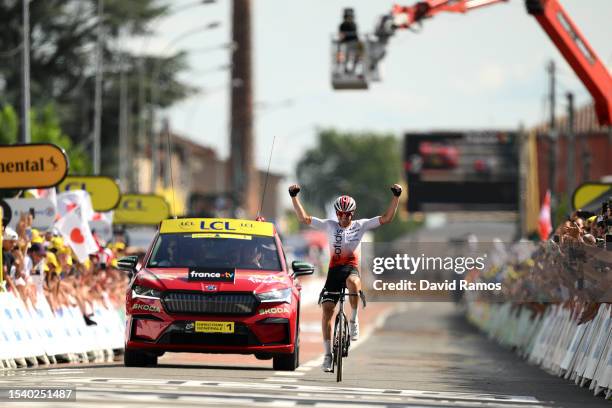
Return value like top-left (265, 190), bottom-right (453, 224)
top-left (334, 312), bottom-right (344, 382)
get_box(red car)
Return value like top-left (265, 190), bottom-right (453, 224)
top-left (418, 141), bottom-right (460, 169)
top-left (117, 218), bottom-right (314, 371)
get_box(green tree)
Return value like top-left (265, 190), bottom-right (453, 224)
top-left (0, 103), bottom-right (90, 174)
top-left (0, 105), bottom-right (19, 144)
top-left (0, 0), bottom-right (195, 176)
top-left (30, 105), bottom-right (90, 174)
top-left (296, 129), bottom-right (420, 241)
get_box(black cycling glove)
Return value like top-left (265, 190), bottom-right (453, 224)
top-left (289, 186), bottom-right (301, 197)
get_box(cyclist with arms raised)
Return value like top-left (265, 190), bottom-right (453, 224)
top-left (288, 184), bottom-right (402, 372)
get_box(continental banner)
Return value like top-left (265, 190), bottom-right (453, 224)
top-left (113, 194), bottom-right (170, 225)
top-left (0, 144), bottom-right (68, 189)
top-left (57, 176), bottom-right (121, 212)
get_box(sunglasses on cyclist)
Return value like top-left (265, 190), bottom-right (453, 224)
top-left (336, 211), bottom-right (354, 217)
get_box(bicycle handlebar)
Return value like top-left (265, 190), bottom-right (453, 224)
top-left (322, 290), bottom-right (367, 308)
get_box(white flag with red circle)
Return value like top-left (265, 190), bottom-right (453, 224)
top-left (55, 207), bottom-right (99, 263)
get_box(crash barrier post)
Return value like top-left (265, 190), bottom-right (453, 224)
top-left (467, 301), bottom-right (612, 399)
top-left (0, 291), bottom-right (125, 369)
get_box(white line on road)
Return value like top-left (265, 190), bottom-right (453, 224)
top-left (264, 377), bottom-right (298, 383)
top-left (273, 371), bottom-right (304, 376)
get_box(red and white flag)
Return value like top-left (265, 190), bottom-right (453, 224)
top-left (538, 190), bottom-right (552, 241)
top-left (55, 207), bottom-right (99, 263)
top-left (57, 190), bottom-right (95, 222)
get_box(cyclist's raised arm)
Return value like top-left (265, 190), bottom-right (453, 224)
top-left (288, 184), bottom-right (312, 225)
top-left (380, 184), bottom-right (402, 225)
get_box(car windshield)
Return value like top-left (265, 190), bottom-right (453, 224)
top-left (147, 233), bottom-right (282, 271)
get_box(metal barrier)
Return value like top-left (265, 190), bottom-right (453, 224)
top-left (0, 292), bottom-right (124, 369)
top-left (467, 302), bottom-right (611, 399)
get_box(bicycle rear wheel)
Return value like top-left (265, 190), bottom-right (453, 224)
top-left (334, 312), bottom-right (344, 382)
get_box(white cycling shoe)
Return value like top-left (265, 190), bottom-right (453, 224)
top-left (322, 354), bottom-right (333, 372)
top-left (350, 320), bottom-right (359, 341)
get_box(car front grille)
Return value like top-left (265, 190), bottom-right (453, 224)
top-left (162, 292), bottom-right (258, 315)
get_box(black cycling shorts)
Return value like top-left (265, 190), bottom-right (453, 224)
top-left (320, 265), bottom-right (359, 304)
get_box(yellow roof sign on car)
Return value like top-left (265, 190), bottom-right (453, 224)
top-left (160, 218), bottom-right (274, 237)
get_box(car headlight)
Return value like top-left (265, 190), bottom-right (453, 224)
top-left (132, 284), bottom-right (162, 300)
top-left (257, 287), bottom-right (292, 304)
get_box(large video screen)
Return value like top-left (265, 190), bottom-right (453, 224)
top-left (404, 131), bottom-right (518, 211)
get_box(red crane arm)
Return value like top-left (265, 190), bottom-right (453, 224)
top-left (526, 0), bottom-right (612, 126)
top-left (391, 0), bottom-right (508, 29)
top-left (390, 0), bottom-right (612, 126)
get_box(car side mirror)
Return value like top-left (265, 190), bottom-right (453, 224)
top-left (292, 261), bottom-right (314, 277)
top-left (117, 255), bottom-right (139, 273)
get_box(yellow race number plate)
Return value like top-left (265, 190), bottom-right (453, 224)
top-left (195, 321), bottom-right (234, 334)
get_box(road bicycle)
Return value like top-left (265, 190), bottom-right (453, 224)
top-left (321, 286), bottom-right (366, 382)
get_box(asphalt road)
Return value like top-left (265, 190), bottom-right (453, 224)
top-left (0, 302), bottom-right (608, 408)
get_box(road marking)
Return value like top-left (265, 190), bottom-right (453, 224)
top-left (273, 371), bottom-right (304, 376)
top-left (300, 303), bottom-right (402, 370)
top-left (304, 356), bottom-right (323, 367)
top-left (46, 368), bottom-right (86, 375)
top-left (264, 377), bottom-right (297, 383)
top-left (1, 376), bottom-right (542, 402)
top-left (0, 376), bottom-right (547, 407)
top-left (300, 322), bottom-right (320, 333)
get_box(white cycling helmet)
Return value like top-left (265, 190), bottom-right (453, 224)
top-left (334, 195), bottom-right (356, 213)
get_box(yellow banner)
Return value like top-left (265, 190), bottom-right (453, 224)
top-left (572, 182), bottom-right (611, 210)
top-left (57, 176), bottom-right (121, 211)
top-left (113, 194), bottom-right (170, 225)
top-left (161, 218), bottom-right (274, 236)
top-left (0, 144), bottom-right (68, 189)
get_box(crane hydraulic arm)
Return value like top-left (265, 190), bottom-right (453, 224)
top-left (388, 0), bottom-right (612, 126)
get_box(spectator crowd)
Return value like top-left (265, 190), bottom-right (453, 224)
top-left (467, 197), bottom-right (612, 320)
top-left (2, 212), bottom-right (129, 326)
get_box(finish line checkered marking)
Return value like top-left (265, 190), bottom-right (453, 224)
top-left (0, 376), bottom-right (546, 407)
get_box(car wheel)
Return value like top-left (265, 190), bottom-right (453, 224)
top-left (124, 348), bottom-right (158, 367)
top-left (273, 323), bottom-right (299, 371)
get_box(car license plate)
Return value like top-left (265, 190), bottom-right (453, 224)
top-left (195, 321), bottom-right (234, 333)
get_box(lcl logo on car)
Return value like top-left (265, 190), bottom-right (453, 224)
top-left (179, 220), bottom-right (195, 229)
top-left (199, 221), bottom-right (236, 231)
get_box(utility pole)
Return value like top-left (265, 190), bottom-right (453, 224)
top-left (229, 0), bottom-right (258, 217)
top-left (92, 0), bottom-right (104, 175)
top-left (20, 0), bottom-right (31, 144)
top-left (162, 118), bottom-right (171, 187)
top-left (136, 58), bottom-right (146, 192)
top-left (149, 79), bottom-right (158, 193)
top-left (119, 61), bottom-right (129, 189)
top-left (547, 60), bottom-right (557, 226)
top-left (566, 92), bottom-right (575, 197)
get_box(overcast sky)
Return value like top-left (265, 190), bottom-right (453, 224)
top-left (128, 0), bottom-right (612, 180)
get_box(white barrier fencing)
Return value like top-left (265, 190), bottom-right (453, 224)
top-left (0, 292), bottom-right (125, 369)
top-left (467, 302), bottom-right (612, 400)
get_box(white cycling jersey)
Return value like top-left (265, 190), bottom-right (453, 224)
top-left (310, 216), bottom-right (381, 268)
